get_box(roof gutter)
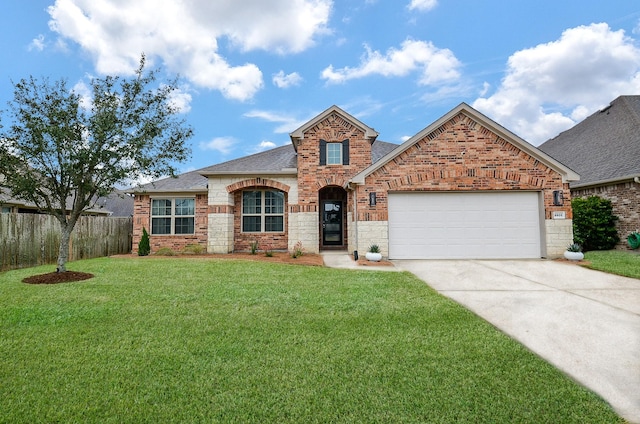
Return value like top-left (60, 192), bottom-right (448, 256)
top-left (571, 174), bottom-right (640, 189)
top-left (198, 169), bottom-right (297, 177)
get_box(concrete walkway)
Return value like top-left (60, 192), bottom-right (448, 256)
top-left (393, 259), bottom-right (640, 424)
top-left (321, 251), bottom-right (400, 271)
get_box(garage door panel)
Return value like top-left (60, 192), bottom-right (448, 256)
top-left (388, 192), bottom-right (541, 259)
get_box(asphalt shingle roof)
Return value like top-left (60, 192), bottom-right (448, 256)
top-left (539, 95), bottom-right (640, 187)
top-left (132, 140), bottom-right (399, 193)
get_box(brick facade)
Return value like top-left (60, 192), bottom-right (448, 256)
top-left (350, 111), bottom-right (573, 258)
top-left (132, 193), bottom-right (208, 254)
top-left (295, 112), bottom-right (373, 206)
top-left (292, 111), bottom-right (377, 251)
top-left (572, 181), bottom-right (640, 250)
top-left (131, 104), bottom-right (577, 258)
top-left (357, 112), bottom-right (571, 221)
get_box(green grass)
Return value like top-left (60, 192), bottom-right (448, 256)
top-left (0, 257), bottom-right (623, 423)
top-left (584, 250), bottom-right (640, 279)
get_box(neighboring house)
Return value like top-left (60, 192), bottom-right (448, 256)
top-left (539, 95), bottom-right (640, 249)
top-left (129, 103), bottom-right (579, 259)
top-left (0, 186), bottom-right (133, 217)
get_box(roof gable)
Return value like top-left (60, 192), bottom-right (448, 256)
top-left (351, 103), bottom-right (579, 184)
top-left (539, 95), bottom-right (640, 187)
top-left (289, 105), bottom-right (379, 149)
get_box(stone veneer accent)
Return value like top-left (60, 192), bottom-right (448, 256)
top-left (544, 219), bottom-right (574, 258)
top-left (572, 180), bottom-right (640, 250)
top-left (288, 212), bottom-right (319, 254)
top-left (208, 213), bottom-right (234, 253)
top-left (353, 220), bottom-right (389, 258)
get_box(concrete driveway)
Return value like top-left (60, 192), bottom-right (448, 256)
top-left (393, 259), bottom-right (640, 423)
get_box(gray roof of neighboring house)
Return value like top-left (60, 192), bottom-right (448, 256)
top-left (539, 95), bottom-right (640, 188)
top-left (93, 190), bottom-right (134, 216)
top-left (131, 140), bottom-right (399, 193)
top-left (0, 186), bottom-right (127, 216)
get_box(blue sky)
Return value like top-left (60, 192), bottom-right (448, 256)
top-left (2, 0), bottom-right (640, 176)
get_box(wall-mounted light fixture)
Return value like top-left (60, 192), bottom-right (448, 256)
top-left (369, 192), bottom-right (377, 206)
top-left (553, 190), bottom-right (564, 206)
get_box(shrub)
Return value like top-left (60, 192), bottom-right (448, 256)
top-left (571, 196), bottom-right (619, 251)
top-left (138, 227), bottom-right (151, 256)
top-left (154, 247), bottom-right (176, 256)
top-left (250, 241), bottom-right (259, 255)
top-left (264, 244), bottom-right (274, 257)
top-left (182, 244), bottom-right (205, 255)
top-left (368, 244), bottom-right (380, 253)
top-left (291, 241), bottom-right (305, 258)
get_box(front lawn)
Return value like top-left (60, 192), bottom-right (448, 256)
top-left (584, 250), bottom-right (640, 279)
top-left (0, 257), bottom-right (622, 423)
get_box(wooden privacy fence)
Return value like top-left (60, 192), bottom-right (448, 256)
top-left (0, 214), bottom-right (132, 271)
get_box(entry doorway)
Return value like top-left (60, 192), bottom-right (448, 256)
top-left (322, 200), bottom-right (343, 245)
top-left (319, 186), bottom-right (347, 249)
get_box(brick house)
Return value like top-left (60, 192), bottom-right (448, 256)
top-left (539, 95), bottom-right (640, 250)
top-left (130, 103), bottom-right (579, 259)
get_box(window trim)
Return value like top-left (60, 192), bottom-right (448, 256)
top-left (150, 197), bottom-right (195, 235)
top-left (320, 139), bottom-right (349, 166)
top-left (241, 189), bottom-right (285, 233)
top-left (326, 143), bottom-right (342, 165)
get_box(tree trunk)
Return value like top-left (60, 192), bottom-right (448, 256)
top-left (57, 223), bottom-right (73, 273)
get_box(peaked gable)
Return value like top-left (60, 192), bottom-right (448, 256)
top-left (289, 105), bottom-right (379, 148)
top-left (351, 103), bottom-right (579, 184)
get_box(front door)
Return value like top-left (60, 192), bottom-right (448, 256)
top-left (322, 200), bottom-right (343, 246)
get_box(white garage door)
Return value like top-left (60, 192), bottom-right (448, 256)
top-left (388, 192), bottom-right (541, 259)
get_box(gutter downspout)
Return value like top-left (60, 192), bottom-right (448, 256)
top-left (347, 181), bottom-right (359, 259)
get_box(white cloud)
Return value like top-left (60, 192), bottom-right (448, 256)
top-left (272, 71), bottom-right (303, 88)
top-left (251, 140), bottom-right (277, 153)
top-left (473, 23), bottom-right (640, 145)
top-left (408, 0), bottom-right (437, 12)
top-left (166, 86), bottom-right (193, 114)
top-left (46, 0), bottom-right (331, 101)
top-left (199, 136), bottom-right (237, 154)
top-left (321, 39), bottom-right (461, 85)
top-left (243, 110), bottom-right (306, 134)
top-left (29, 34), bottom-right (46, 51)
top-left (71, 80), bottom-right (92, 110)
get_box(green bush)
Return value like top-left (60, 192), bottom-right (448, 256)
top-left (627, 231), bottom-right (640, 249)
top-left (138, 227), bottom-right (151, 256)
top-left (182, 244), bottom-right (205, 254)
top-left (571, 196), bottom-right (619, 251)
top-left (154, 247), bottom-right (176, 256)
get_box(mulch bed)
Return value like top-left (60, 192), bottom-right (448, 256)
top-left (20, 251), bottom-right (391, 285)
top-left (22, 271), bottom-right (95, 285)
top-left (110, 252), bottom-right (326, 267)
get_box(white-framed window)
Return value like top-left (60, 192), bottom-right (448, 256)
top-left (326, 143), bottom-right (342, 165)
top-left (242, 190), bottom-right (284, 233)
top-left (151, 198), bottom-right (195, 235)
